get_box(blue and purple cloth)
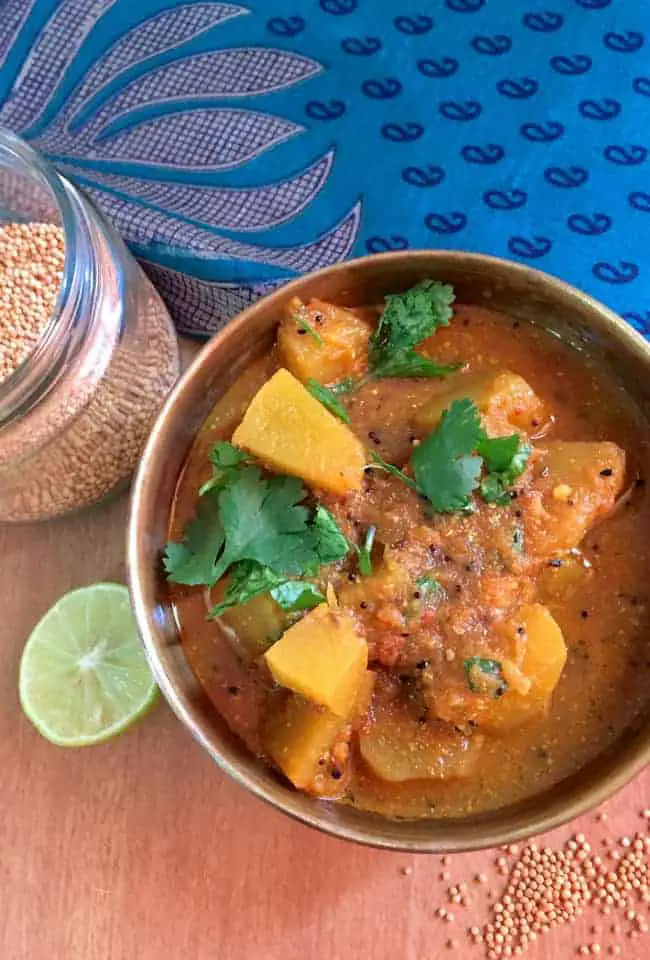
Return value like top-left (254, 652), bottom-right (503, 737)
top-left (1, 0), bottom-right (649, 338)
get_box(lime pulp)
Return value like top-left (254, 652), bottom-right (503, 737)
top-left (19, 583), bottom-right (158, 746)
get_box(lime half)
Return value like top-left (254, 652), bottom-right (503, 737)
top-left (19, 583), bottom-right (158, 746)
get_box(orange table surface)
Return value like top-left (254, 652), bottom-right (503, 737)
top-left (1, 342), bottom-right (648, 960)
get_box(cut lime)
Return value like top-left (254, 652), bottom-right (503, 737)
top-left (19, 583), bottom-right (158, 747)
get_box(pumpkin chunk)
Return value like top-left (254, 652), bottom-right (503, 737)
top-left (433, 604), bottom-right (567, 732)
top-left (359, 700), bottom-right (483, 782)
top-left (278, 297), bottom-right (372, 385)
top-left (232, 368), bottom-right (366, 494)
top-left (214, 588), bottom-right (285, 657)
top-left (416, 369), bottom-right (543, 437)
top-left (524, 441), bottom-right (626, 556)
top-left (265, 695), bottom-right (346, 789)
top-left (516, 603), bottom-right (567, 698)
top-left (264, 605), bottom-right (368, 716)
top-left (266, 670), bottom-right (375, 789)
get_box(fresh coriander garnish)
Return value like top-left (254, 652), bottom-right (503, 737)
top-left (478, 434), bottom-right (527, 474)
top-left (416, 575), bottom-right (441, 596)
top-left (293, 313), bottom-right (323, 345)
top-left (412, 398), bottom-right (484, 512)
top-left (369, 451), bottom-right (418, 491)
top-left (371, 354), bottom-right (460, 380)
top-left (199, 441), bottom-right (250, 496)
top-left (357, 525), bottom-right (376, 576)
top-left (369, 280), bottom-right (460, 381)
top-left (306, 378), bottom-right (350, 423)
top-left (479, 473), bottom-right (512, 506)
top-left (209, 561), bottom-right (282, 615)
top-left (478, 434), bottom-right (531, 504)
top-left (164, 454), bottom-right (350, 592)
top-left (405, 400), bottom-right (531, 514)
top-left (163, 495), bottom-right (225, 587)
top-left (270, 580), bottom-right (326, 612)
top-left (330, 377), bottom-right (357, 395)
top-left (208, 560), bottom-right (326, 617)
top-left (311, 505), bottom-right (352, 565)
top-left (464, 657), bottom-right (508, 699)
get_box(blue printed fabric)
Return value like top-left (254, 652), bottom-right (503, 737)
top-left (0, 0), bottom-right (649, 338)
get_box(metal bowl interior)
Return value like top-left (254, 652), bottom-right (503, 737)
top-left (127, 251), bottom-right (650, 852)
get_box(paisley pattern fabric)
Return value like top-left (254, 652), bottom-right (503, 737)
top-left (0, 0), bottom-right (649, 337)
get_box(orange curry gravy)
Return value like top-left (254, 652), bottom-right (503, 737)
top-left (169, 305), bottom-right (650, 819)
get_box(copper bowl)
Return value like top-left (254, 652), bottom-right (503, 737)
top-left (127, 251), bottom-right (650, 852)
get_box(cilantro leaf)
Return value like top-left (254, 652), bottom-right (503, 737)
top-left (477, 435), bottom-right (520, 473)
top-left (411, 398), bottom-right (484, 512)
top-left (209, 560), bottom-right (281, 616)
top-left (416, 575), bottom-right (441, 596)
top-left (370, 451), bottom-right (418, 491)
top-left (479, 473), bottom-right (512, 506)
top-left (270, 580), bottom-right (325, 611)
top-left (213, 468), bottom-right (316, 580)
top-left (478, 435), bottom-right (531, 504)
top-left (293, 313), bottom-right (323, 345)
top-left (464, 657), bottom-right (508, 699)
top-left (306, 378), bottom-right (350, 423)
top-left (209, 561), bottom-right (325, 617)
top-left (199, 441), bottom-right (249, 496)
top-left (357, 525), bottom-right (376, 576)
top-left (372, 351), bottom-right (461, 380)
top-left (408, 400), bottom-right (531, 512)
top-left (163, 495), bottom-right (224, 586)
top-left (311, 505), bottom-right (351, 566)
top-left (510, 442), bottom-right (532, 480)
top-left (478, 435), bottom-right (531, 481)
top-left (330, 377), bottom-right (357, 395)
top-left (166, 466), bottom-right (351, 596)
top-left (371, 352), bottom-right (460, 380)
top-left (369, 280), bottom-right (456, 381)
top-left (370, 280), bottom-right (455, 361)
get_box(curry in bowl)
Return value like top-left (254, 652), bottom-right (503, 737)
top-left (165, 281), bottom-right (650, 819)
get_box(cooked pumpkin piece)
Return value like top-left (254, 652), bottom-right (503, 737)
top-left (515, 603), bottom-right (567, 697)
top-left (523, 441), bottom-right (626, 556)
top-left (359, 699), bottom-right (484, 782)
top-left (266, 670), bottom-right (376, 790)
top-left (265, 694), bottom-right (347, 789)
top-left (213, 588), bottom-right (286, 657)
top-left (538, 550), bottom-right (593, 600)
top-left (232, 368), bottom-right (366, 495)
top-left (338, 555), bottom-right (411, 612)
top-left (278, 297), bottom-right (372, 385)
top-left (415, 369), bottom-right (543, 437)
top-left (433, 603), bottom-right (567, 732)
top-left (264, 605), bottom-right (368, 716)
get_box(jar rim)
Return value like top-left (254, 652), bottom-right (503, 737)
top-left (0, 129), bottom-right (89, 419)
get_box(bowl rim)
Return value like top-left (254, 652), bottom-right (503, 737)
top-left (128, 250), bottom-right (650, 852)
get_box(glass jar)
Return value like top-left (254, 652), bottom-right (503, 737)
top-left (0, 130), bottom-right (180, 522)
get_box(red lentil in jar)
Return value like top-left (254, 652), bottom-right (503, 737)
top-left (0, 131), bottom-right (179, 521)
